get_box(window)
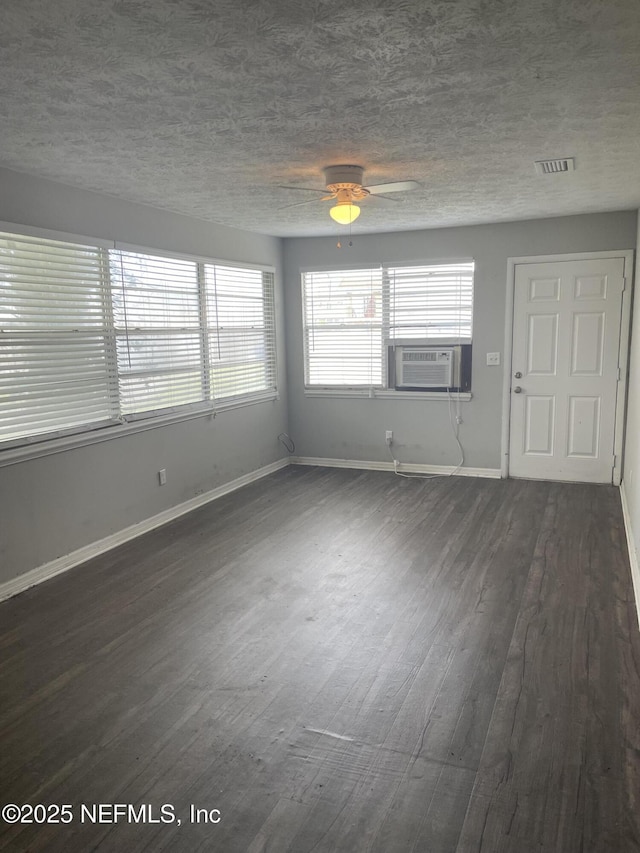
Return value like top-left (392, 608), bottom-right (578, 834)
top-left (204, 264), bottom-right (276, 401)
top-left (111, 251), bottom-right (203, 415)
top-left (0, 232), bottom-right (118, 444)
top-left (387, 263), bottom-right (473, 342)
top-left (302, 261), bottom-right (473, 388)
top-left (302, 267), bottom-right (383, 387)
top-left (0, 230), bottom-right (277, 449)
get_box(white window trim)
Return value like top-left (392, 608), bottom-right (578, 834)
top-left (0, 223), bottom-right (275, 276)
top-left (116, 241), bottom-right (275, 274)
top-left (299, 256), bottom-right (474, 274)
top-left (0, 390), bottom-right (279, 469)
top-left (304, 388), bottom-right (472, 401)
top-left (0, 220), bottom-right (115, 249)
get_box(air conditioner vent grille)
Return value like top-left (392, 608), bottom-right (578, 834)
top-left (395, 347), bottom-right (455, 388)
top-left (403, 363), bottom-right (448, 384)
top-left (534, 157), bottom-right (575, 175)
top-left (402, 350), bottom-right (439, 362)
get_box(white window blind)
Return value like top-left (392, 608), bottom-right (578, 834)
top-left (0, 229), bottom-right (277, 450)
top-left (0, 231), bottom-right (118, 445)
top-left (110, 251), bottom-right (204, 416)
top-left (302, 261), bottom-right (474, 389)
top-left (388, 262), bottom-right (473, 341)
top-left (204, 265), bottom-right (276, 401)
top-left (303, 268), bottom-right (384, 387)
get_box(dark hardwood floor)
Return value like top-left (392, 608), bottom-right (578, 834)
top-left (1, 466), bottom-right (639, 852)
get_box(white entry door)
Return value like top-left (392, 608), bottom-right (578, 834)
top-left (509, 257), bottom-right (625, 483)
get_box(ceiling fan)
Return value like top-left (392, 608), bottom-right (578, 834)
top-left (279, 165), bottom-right (420, 224)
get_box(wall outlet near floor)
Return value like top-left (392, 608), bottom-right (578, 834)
top-left (385, 430), bottom-right (393, 445)
top-left (158, 468), bottom-right (167, 486)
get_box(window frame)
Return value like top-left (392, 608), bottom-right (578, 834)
top-left (0, 225), bottom-right (278, 463)
top-left (301, 259), bottom-right (474, 394)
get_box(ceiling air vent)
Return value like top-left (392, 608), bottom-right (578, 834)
top-left (534, 157), bottom-right (575, 175)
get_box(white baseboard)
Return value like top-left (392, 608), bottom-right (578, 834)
top-left (0, 457), bottom-right (290, 603)
top-left (620, 482), bottom-right (640, 629)
top-left (290, 456), bottom-right (502, 479)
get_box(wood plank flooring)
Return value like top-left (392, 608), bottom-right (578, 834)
top-left (0, 467), bottom-right (638, 852)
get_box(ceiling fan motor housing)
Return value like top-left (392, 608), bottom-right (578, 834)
top-left (323, 164), bottom-right (363, 186)
top-left (323, 165), bottom-right (370, 200)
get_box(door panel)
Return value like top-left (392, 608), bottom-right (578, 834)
top-left (509, 257), bottom-right (624, 483)
top-left (567, 396), bottom-right (600, 457)
top-left (574, 273), bottom-right (607, 299)
top-left (527, 314), bottom-right (558, 374)
top-left (571, 313), bottom-right (604, 375)
top-left (529, 276), bottom-right (561, 301)
top-left (524, 396), bottom-right (555, 455)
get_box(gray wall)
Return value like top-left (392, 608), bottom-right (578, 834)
top-left (0, 168), bottom-right (288, 583)
top-left (621, 213), bottom-right (640, 602)
top-left (283, 212), bottom-right (637, 470)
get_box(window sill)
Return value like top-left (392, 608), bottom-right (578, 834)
top-left (304, 388), bottom-right (473, 401)
top-left (0, 391), bottom-right (279, 469)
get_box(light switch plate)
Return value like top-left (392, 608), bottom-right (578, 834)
top-left (486, 352), bottom-right (501, 366)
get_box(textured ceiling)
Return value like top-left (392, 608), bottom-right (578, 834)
top-left (1, 0), bottom-right (640, 237)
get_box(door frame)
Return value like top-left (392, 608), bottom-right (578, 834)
top-left (501, 250), bottom-right (634, 484)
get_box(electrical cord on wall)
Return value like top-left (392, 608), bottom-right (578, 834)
top-left (278, 432), bottom-right (296, 454)
top-left (388, 389), bottom-right (465, 479)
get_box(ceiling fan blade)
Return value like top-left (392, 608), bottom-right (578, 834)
top-left (278, 197), bottom-right (325, 211)
top-left (278, 192), bottom-right (337, 210)
top-left (277, 185), bottom-right (328, 194)
top-left (365, 180), bottom-right (420, 195)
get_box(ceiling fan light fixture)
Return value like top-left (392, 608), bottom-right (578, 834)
top-left (330, 201), bottom-right (360, 225)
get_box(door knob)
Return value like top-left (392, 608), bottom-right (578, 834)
top-left (514, 372), bottom-right (522, 379)
top-left (513, 386), bottom-right (522, 394)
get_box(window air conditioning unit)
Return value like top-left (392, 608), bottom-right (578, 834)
top-left (395, 347), bottom-right (456, 389)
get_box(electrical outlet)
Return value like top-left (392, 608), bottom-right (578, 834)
top-left (385, 430), bottom-right (393, 445)
top-left (158, 468), bottom-right (167, 486)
